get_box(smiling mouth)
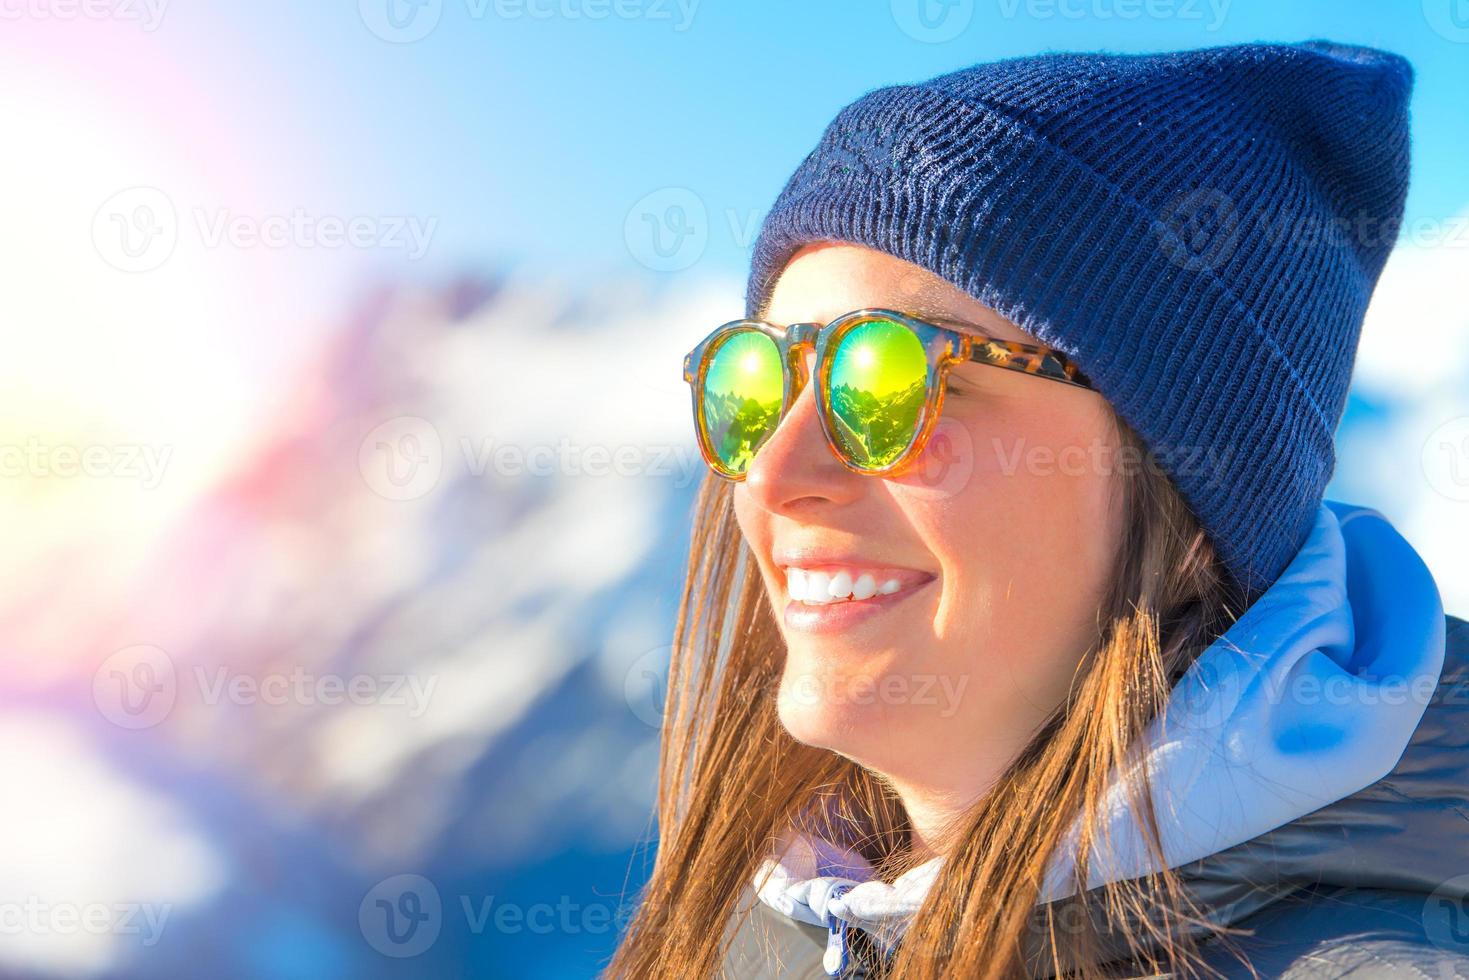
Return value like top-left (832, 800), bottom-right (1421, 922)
top-left (781, 564), bottom-right (934, 606)
top-left (778, 564), bottom-right (935, 636)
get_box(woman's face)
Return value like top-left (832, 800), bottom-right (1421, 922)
top-left (733, 244), bottom-right (1124, 805)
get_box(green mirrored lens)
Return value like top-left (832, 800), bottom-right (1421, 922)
top-left (826, 318), bottom-right (928, 469)
top-left (701, 330), bottom-right (783, 475)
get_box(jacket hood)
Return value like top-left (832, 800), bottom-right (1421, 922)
top-left (753, 499), bottom-right (1456, 976)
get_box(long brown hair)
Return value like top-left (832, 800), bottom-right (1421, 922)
top-left (607, 413), bottom-right (1256, 978)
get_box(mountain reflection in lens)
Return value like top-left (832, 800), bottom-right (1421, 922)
top-left (826, 318), bottom-right (927, 469)
top-left (702, 330), bottom-right (783, 475)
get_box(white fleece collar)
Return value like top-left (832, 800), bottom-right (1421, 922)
top-left (754, 500), bottom-right (1447, 970)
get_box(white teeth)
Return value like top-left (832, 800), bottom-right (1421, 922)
top-left (805, 571), bottom-right (833, 604)
top-left (782, 567), bottom-right (907, 604)
top-left (787, 568), bottom-right (808, 601)
top-left (827, 570), bottom-right (852, 599)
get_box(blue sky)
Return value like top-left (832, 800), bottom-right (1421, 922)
top-left (225, 0), bottom-right (1469, 280)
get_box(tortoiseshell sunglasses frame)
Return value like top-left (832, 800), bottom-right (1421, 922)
top-left (682, 307), bottom-right (1093, 481)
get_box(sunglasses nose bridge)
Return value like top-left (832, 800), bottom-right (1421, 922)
top-left (782, 322), bottom-right (822, 397)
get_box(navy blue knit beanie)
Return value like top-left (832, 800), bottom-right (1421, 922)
top-left (745, 40), bottom-right (1413, 599)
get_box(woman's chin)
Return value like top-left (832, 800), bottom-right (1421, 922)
top-left (775, 664), bottom-right (904, 754)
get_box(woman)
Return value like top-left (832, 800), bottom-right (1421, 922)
top-left (609, 40), bottom-right (1469, 978)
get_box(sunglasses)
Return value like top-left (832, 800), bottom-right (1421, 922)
top-left (682, 308), bottom-right (1093, 480)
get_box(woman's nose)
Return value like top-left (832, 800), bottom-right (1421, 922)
top-left (742, 350), bottom-right (866, 515)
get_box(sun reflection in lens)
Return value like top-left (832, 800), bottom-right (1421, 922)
top-left (702, 331), bottom-right (783, 475)
top-left (826, 320), bottom-right (927, 469)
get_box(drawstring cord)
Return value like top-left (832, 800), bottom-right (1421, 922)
top-left (822, 884), bottom-right (854, 977)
